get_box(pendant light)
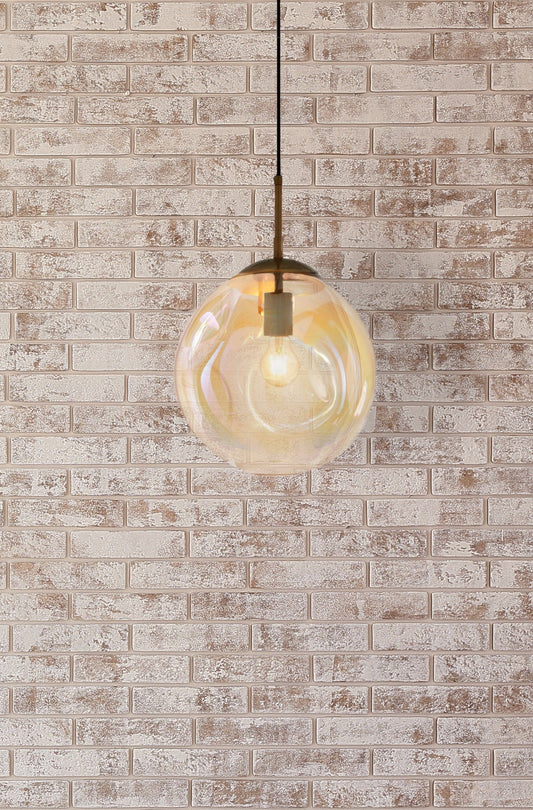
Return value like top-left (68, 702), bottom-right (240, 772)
top-left (174, 0), bottom-right (375, 474)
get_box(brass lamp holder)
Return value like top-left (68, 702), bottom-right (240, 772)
top-left (238, 0), bottom-right (319, 335)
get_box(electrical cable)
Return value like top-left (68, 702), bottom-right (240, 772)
top-left (276, 0), bottom-right (281, 176)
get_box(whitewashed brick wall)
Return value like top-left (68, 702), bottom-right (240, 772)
top-left (0, 1), bottom-right (532, 807)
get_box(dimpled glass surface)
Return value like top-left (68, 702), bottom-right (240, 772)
top-left (175, 272), bottom-right (375, 474)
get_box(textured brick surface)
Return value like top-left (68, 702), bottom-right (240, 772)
top-left (0, 1), bottom-right (531, 807)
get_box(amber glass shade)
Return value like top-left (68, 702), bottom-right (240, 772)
top-left (175, 261), bottom-right (375, 474)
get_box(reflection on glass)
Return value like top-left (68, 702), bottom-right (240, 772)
top-left (175, 272), bottom-right (375, 474)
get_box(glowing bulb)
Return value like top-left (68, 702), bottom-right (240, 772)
top-left (260, 337), bottom-right (299, 387)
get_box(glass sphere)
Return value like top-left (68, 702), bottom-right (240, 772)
top-left (174, 259), bottom-right (375, 474)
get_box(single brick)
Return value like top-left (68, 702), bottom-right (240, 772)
top-left (252, 2), bottom-right (368, 29)
top-left (434, 779), bottom-right (533, 807)
top-left (193, 779), bottom-right (308, 808)
top-left (438, 92), bottom-right (533, 121)
top-left (433, 466), bottom-right (533, 496)
top-left (77, 718), bottom-right (191, 746)
top-left (373, 622), bottom-right (489, 651)
top-left (130, 64), bottom-right (247, 93)
top-left (8, 498), bottom-right (123, 528)
top-left (312, 591), bottom-right (428, 621)
top-left (11, 64), bottom-right (127, 93)
top-left (374, 125), bottom-right (491, 155)
top-left (9, 374), bottom-right (124, 403)
top-left (493, 685), bottom-right (533, 712)
top-left (252, 623), bottom-right (368, 652)
top-left (372, 1), bottom-right (490, 28)
top-left (10, 561), bottom-right (126, 590)
top-left (196, 717), bottom-right (312, 746)
top-left (314, 653), bottom-right (430, 683)
top-left (439, 220), bottom-right (533, 248)
top-left (439, 718), bottom-right (533, 745)
top-left (131, 2), bottom-right (248, 30)
top-left (256, 128), bottom-right (370, 158)
top-left (12, 3), bottom-right (127, 30)
top-left (190, 529), bottom-right (306, 558)
top-left (247, 498), bottom-right (363, 527)
top-left (313, 780), bottom-right (430, 808)
top-left (375, 250), bottom-right (491, 278)
top-left (0, 654), bottom-right (69, 683)
top-left (13, 685), bottom-right (129, 715)
top-left (496, 188), bottom-right (533, 216)
top-left (75, 156), bottom-right (191, 185)
top-left (72, 592), bottom-right (187, 622)
top-left (374, 748), bottom-right (489, 777)
top-left (17, 188), bottom-right (132, 217)
top-left (0, 96), bottom-right (74, 123)
top-left (310, 529), bottom-right (427, 558)
top-left (0, 33), bottom-right (68, 61)
top-left (317, 717), bottom-right (433, 745)
top-left (372, 64), bottom-right (487, 92)
top-left (493, 62), bottom-right (533, 90)
top-left (193, 32), bottom-right (309, 61)
top-left (133, 623), bottom-right (248, 652)
top-left (433, 592), bottom-right (533, 620)
top-left (376, 189), bottom-right (492, 218)
top-left (13, 623), bottom-right (129, 653)
top-left (73, 654), bottom-right (189, 683)
top-left (251, 560), bottom-right (366, 589)
top-left (137, 188), bottom-right (252, 217)
top-left (198, 96), bottom-right (313, 125)
top-left (433, 528), bottom-right (533, 557)
top-left (127, 498), bottom-right (243, 528)
top-left (0, 593), bottom-right (68, 621)
top-left (0, 719), bottom-right (71, 746)
top-left (495, 127), bottom-right (533, 154)
top-left (250, 64), bottom-right (366, 93)
top-left (11, 436), bottom-right (127, 465)
top-left (133, 749), bottom-right (248, 777)
top-left (16, 126), bottom-right (130, 155)
top-left (368, 498), bottom-right (484, 526)
top-left (495, 749), bottom-right (533, 776)
top-left (370, 560), bottom-right (486, 588)
top-left (315, 31), bottom-right (431, 60)
top-left (435, 31), bottom-right (533, 60)
top-left (0, 783), bottom-right (69, 808)
top-left (253, 748), bottom-right (370, 777)
top-left (73, 779), bottom-right (188, 807)
top-left (193, 654), bottom-right (309, 683)
top-left (191, 592), bottom-right (307, 621)
top-left (373, 685), bottom-right (490, 714)
top-left (0, 530), bottom-right (66, 559)
top-left (16, 250), bottom-right (131, 278)
top-left (318, 94), bottom-right (434, 124)
top-left (14, 748), bottom-right (129, 777)
top-left (135, 126), bottom-right (249, 155)
top-left (192, 470), bottom-right (306, 497)
top-left (494, 0), bottom-right (533, 26)
top-left (15, 312), bottom-right (130, 341)
top-left (130, 561), bottom-right (246, 589)
top-left (78, 95), bottom-right (193, 124)
top-left (311, 468), bottom-right (427, 496)
top-left (72, 33), bottom-right (187, 61)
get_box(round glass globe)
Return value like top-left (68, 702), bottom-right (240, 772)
top-left (175, 260), bottom-right (375, 474)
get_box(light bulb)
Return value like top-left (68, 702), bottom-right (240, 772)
top-left (260, 337), bottom-right (300, 387)
top-left (175, 259), bottom-right (375, 474)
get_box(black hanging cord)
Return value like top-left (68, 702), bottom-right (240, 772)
top-left (276, 0), bottom-right (281, 176)
top-left (273, 0), bottom-right (283, 261)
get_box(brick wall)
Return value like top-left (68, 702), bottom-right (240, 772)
top-left (0, 0), bottom-right (532, 807)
